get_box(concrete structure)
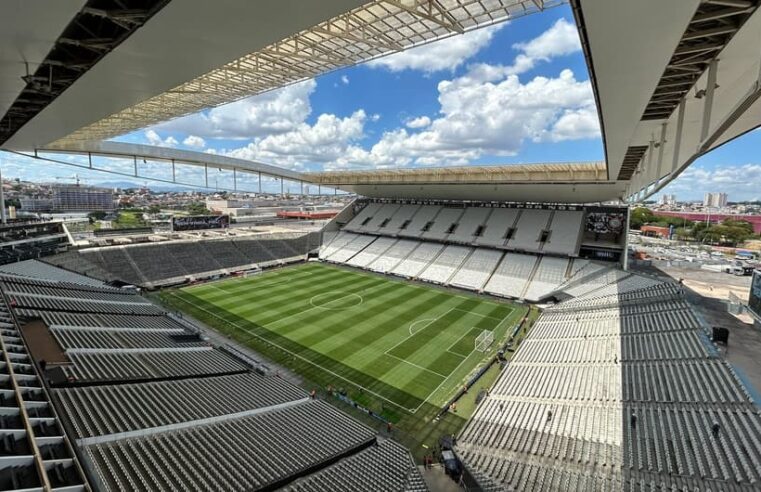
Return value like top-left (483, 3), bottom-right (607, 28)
top-left (53, 185), bottom-right (115, 212)
top-left (658, 194), bottom-right (676, 206)
top-left (704, 192), bottom-right (729, 208)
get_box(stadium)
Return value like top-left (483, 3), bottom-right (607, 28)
top-left (1, 1), bottom-right (761, 491)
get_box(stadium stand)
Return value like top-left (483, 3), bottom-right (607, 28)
top-left (0, 291), bottom-right (88, 490)
top-left (321, 200), bottom-right (627, 301)
top-left (475, 208), bottom-right (521, 248)
top-left (420, 207), bottom-right (464, 241)
top-left (319, 231), bottom-right (360, 260)
top-left (325, 234), bottom-right (376, 263)
top-left (521, 256), bottom-right (569, 301)
top-left (482, 253), bottom-right (537, 299)
top-left (284, 438), bottom-right (428, 492)
top-left (541, 210), bottom-right (584, 255)
top-left (0, 263), bottom-right (425, 491)
top-left (418, 245), bottom-right (472, 284)
top-left (506, 208), bottom-right (552, 252)
top-left (346, 236), bottom-right (397, 268)
top-left (342, 202), bottom-right (382, 232)
top-left (362, 203), bottom-right (401, 233)
top-left (0, 259), bottom-right (107, 287)
top-left (449, 248), bottom-right (504, 291)
top-left (391, 242), bottom-right (444, 278)
top-left (398, 205), bottom-right (441, 239)
top-left (455, 273), bottom-right (761, 491)
top-left (54, 373), bottom-right (307, 439)
top-left (0, 222), bottom-right (68, 266)
top-left (367, 239), bottom-right (420, 274)
top-left (382, 204), bottom-right (420, 234)
top-left (52, 232), bottom-right (317, 288)
top-left (447, 206), bottom-right (492, 244)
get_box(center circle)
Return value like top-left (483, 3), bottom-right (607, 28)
top-left (310, 292), bottom-right (363, 310)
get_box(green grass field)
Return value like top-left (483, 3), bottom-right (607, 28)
top-left (165, 263), bottom-right (526, 415)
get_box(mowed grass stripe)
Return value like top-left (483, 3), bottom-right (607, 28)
top-left (194, 266), bottom-right (347, 306)
top-left (299, 285), bottom-right (448, 397)
top-left (203, 270), bottom-right (376, 323)
top-left (249, 274), bottom-right (391, 330)
top-left (187, 264), bottom-right (320, 297)
top-left (177, 288), bottom-right (427, 410)
top-left (175, 263), bottom-right (526, 411)
top-left (310, 283), bottom-right (446, 360)
top-left (284, 280), bottom-right (416, 347)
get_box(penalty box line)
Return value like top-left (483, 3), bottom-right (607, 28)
top-left (169, 287), bottom-right (418, 414)
top-left (411, 307), bottom-right (518, 413)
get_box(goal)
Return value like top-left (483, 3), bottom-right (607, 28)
top-left (474, 330), bottom-right (494, 352)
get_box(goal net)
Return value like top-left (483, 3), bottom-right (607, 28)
top-left (474, 330), bottom-right (494, 352)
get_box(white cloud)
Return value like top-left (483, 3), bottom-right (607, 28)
top-left (456, 18), bottom-right (582, 82)
top-left (326, 67), bottom-right (598, 170)
top-left (550, 107), bottom-right (600, 141)
top-left (514, 18), bottom-right (581, 63)
top-left (405, 116), bottom-right (431, 129)
top-left (217, 110), bottom-right (368, 170)
top-left (366, 24), bottom-right (502, 73)
top-left (153, 79), bottom-right (316, 139)
top-left (182, 135), bottom-right (206, 148)
top-left (341, 75), bottom-right (350, 85)
top-left (144, 129), bottom-right (178, 148)
top-left (211, 19), bottom-right (597, 171)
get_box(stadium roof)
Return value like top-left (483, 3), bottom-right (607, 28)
top-left (306, 162), bottom-right (623, 202)
top-left (1, 0), bottom-right (561, 150)
top-left (2, 1), bottom-right (761, 203)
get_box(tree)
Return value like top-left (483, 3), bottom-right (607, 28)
top-left (674, 227), bottom-right (692, 241)
top-left (629, 207), bottom-right (656, 229)
top-left (147, 205), bottom-right (161, 215)
top-left (87, 211), bottom-right (107, 224)
top-left (186, 202), bottom-right (208, 215)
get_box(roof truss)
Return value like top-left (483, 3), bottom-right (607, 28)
top-left (50, 0), bottom-right (565, 148)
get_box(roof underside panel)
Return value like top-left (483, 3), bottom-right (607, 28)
top-left (0, 0), bottom-right (171, 147)
top-left (3, 0), bottom-right (371, 150)
top-left (576, 0), bottom-right (700, 181)
top-left (0, 1), bottom-right (86, 127)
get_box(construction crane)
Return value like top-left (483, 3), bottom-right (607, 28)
top-left (54, 174), bottom-right (85, 186)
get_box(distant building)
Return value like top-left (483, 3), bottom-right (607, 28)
top-left (703, 192), bottom-right (728, 208)
top-left (22, 185), bottom-right (116, 212)
top-left (659, 194), bottom-right (676, 206)
top-left (19, 197), bottom-right (54, 212)
top-left (53, 185), bottom-right (116, 212)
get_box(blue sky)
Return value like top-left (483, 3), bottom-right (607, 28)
top-left (2, 4), bottom-right (760, 201)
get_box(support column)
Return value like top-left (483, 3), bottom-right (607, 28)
top-left (233, 168), bottom-right (237, 191)
top-left (0, 167), bottom-right (6, 224)
top-left (700, 58), bottom-right (719, 143)
top-left (656, 122), bottom-right (668, 179)
top-left (671, 98), bottom-right (686, 173)
top-left (204, 164), bottom-right (209, 188)
top-left (258, 172), bottom-right (262, 194)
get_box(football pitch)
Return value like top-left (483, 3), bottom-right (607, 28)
top-left (168, 263), bottom-right (526, 414)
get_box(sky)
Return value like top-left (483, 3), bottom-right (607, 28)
top-left (1, 4), bottom-right (760, 201)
